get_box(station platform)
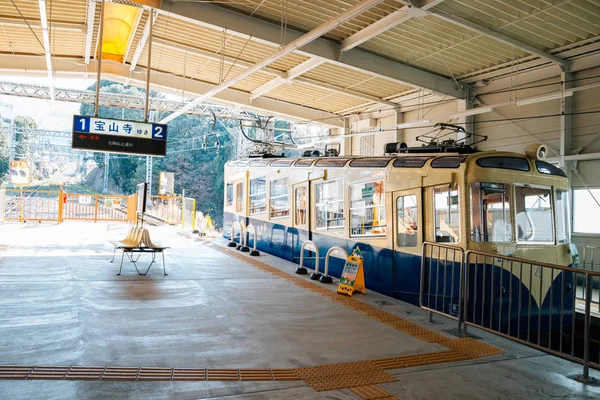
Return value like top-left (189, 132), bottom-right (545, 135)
top-left (0, 222), bottom-right (598, 399)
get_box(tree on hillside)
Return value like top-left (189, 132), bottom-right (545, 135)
top-left (0, 134), bottom-right (9, 185)
top-left (14, 116), bottom-right (37, 161)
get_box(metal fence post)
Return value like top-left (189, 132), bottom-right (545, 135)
top-left (581, 273), bottom-right (593, 381)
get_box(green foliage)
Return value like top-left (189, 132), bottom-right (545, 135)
top-left (13, 115), bottom-right (37, 161)
top-left (0, 134), bottom-right (9, 184)
top-left (79, 80), bottom-right (235, 227)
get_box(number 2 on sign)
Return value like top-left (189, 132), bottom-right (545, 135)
top-left (152, 126), bottom-right (164, 139)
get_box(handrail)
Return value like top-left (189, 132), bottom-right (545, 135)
top-left (321, 247), bottom-right (348, 284)
top-left (420, 241), bottom-right (465, 333)
top-left (467, 248), bottom-right (600, 276)
top-left (246, 224), bottom-right (259, 256)
top-left (297, 240), bottom-right (319, 276)
top-left (228, 220), bottom-right (246, 249)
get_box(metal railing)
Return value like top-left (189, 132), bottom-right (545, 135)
top-left (464, 250), bottom-right (599, 380)
top-left (3, 189), bottom-right (60, 222)
top-left (62, 193), bottom-right (129, 222)
top-left (146, 195), bottom-right (183, 225)
top-left (245, 224), bottom-right (260, 256)
top-left (297, 240), bottom-right (319, 276)
top-left (420, 241), bottom-right (599, 381)
top-left (420, 242), bottom-right (466, 333)
top-left (576, 244), bottom-right (600, 313)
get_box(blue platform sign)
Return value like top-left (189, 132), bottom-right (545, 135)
top-left (72, 115), bottom-right (168, 157)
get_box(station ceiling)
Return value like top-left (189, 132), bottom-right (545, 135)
top-left (0, 0), bottom-right (599, 127)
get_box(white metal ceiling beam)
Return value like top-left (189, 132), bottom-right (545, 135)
top-left (0, 54), bottom-right (343, 127)
top-left (158, 1), bottom-right (464, 98)
top-left (159, 0), bottom-right (387, 124)
top-left (122, 8), bottom-right (144, 64)
top-left (37, 0), bottom-right (55, 108)
top-left (84, 0), bottom-right (95, 64)
top-left (427, 9), bottom-right (569, 70)
top-left (130, 10), bottom-right (156, 71)
top-left (250, 58), bottom-right (325, 100)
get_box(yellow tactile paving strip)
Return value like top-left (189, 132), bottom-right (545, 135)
top-left (350, 384), bottom-right (399, 400)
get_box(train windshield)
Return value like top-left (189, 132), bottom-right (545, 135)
top-left (515, 185), bottom-right (553, 243)
top-left (470, 183), bottom-right (512, 242)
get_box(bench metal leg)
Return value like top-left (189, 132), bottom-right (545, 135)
top-left (141, 253), bottom-right (157, 276)
top-left (125, 251), bottom-right (143, 275)
top-left (111, 246), bottom-right (117, 263)
top-left (117, 251), bottom-right (126, 276)
top-left (162, 252), bottom-right (167, 276)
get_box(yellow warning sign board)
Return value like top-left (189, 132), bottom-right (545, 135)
top-left (337, 255), bottom-right (366, 297)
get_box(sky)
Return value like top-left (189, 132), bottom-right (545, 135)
top-left (0, 76), bottom-right (95, 131)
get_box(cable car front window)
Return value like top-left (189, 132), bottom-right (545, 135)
top-left (226, 183), bottom-right (234, 207)
top-left (470, 182), bottom-right (512, 242)
top-left (434, 185), bottom-right (460, 243)
top-left (349, 180), bottom-right (386, 237)
top-left (515, 184), bottom-right (553, 243)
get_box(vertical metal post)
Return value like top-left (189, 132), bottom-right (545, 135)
top-left (582, 273), bottom-right (592, 380)
top-left (146, 155), bottom-right (153, 199)
top-left (559, 71), bottom-right (572, 169)
top-left (103, 153), bottom-right (109, 193)
top-left (94, 0), bottom-right (105, 118)
top-left (144, 10), bottom-right (153, 123)
top-left (181, 189), bottom-right (186, 229)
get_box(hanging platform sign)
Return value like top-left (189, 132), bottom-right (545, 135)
top-left (337, 252), bottom-right (366, 297)
top-left (71, 115), bottom-right (168, 157)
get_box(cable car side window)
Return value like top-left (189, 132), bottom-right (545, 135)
top-left (315, 179), bottom-right (344, 230)
top-left (236, 182), bottom-right (244, 213)
top-left (349, 180), bottom-right (386, 237)
top-left (249, 177), bottom-right (267, 215)
top-left (269, 177), bottom-right (290, 219)
top-left (470, 183), bottom-right (512, 242)
top-left (295, 187), bottom-right (307, 225)
top-left (397, 195), bottom-right (418, 247)
top-left (515, 184), bottom-right (553, 243)
top-left (536, 160), bottom-right (567, 177)
top-left (226, 183), bottom-right (234, 207)
top-left (555, 189), bottom-right (570, 243)
top-left (434, 185), bottom-right (460, 243)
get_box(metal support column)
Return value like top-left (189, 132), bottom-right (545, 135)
top-left (103, 153), bottom-right (109, 193)
top-left (394, 110), bottom-right (403, 143)
top-left (146, 155), bottom-right (153, 198)
top-left (457, 88), bottom-right (474, 145)
top-left (560, 72), bottom-right (572, 170)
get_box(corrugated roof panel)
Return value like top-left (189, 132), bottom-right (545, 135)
top-left (267, 81), bottom-right (370, 113)
top-left (301, 62), bottom-right (412, 98)
top-left (210, 0), bottom-right (401, 41)
top-left (434, 0), bottom-right (600, 52)
top-left (151, 14), bottom-right (307, 72)
top-left (125, 9), bottom-right (149, 64)
top-left (138, 44), bottom-right (275, 92)
top-left (0, 25), bottom-right (84, 56)
top-left (361, 14), bottom-right (529, 77)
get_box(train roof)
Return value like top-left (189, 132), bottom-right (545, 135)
top-left (226, 151), bottom-right (567, 179)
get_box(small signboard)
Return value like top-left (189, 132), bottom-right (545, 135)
top-left (9, 160), bottom-right (30, 185)
top-left (362, 186), bottom-right (374, 199)
top-left (78, 195), bottom-right (92, 205)
top-left (337, 254), bottom-right (366, 297)
top-left (71, 115), bottom-right (167, 157)
top-left (159, 171), bottom-right (175, 195)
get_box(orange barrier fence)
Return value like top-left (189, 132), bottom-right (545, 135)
top-left (1, 189), bottom-right (179, 225)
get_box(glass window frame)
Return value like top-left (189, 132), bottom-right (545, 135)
top-left (396, 194), bottom-right (419, 248)
top-left (269, 177), bottom-right (290, 220)
top-left (235, 182), bottom-right (244, 213)
top-left (226, 183), bottom-right (234, 207)
top-left (315, 178), bottom-right (345, 231)
top-left (433, 184), bottom-right (461, 243)
top-left (249, 176), bottom-right (267, 216)
top-left (295, 186), bottom-right (308, 226)
top-left (572, 188), bottom-right (600, 235)
top-left (514, 183), bottom-right (555, 244)
top-left (469, 182), bottom-right (513, 243)
top-left (348, 179), bottom-right (387, 238)
top-left (555, 188), bottom-right (570, 243)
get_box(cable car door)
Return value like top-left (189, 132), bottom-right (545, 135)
top-left (291, 182), bottom-right (310, 263)
top-left (392, 188), bottom-right (422, 304)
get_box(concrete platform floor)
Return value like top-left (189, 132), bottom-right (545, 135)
top-left (0, 222), bottom-right (598, 399)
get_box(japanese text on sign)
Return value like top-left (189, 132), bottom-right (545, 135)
top-left (73, 115), bottom-right (167, 141)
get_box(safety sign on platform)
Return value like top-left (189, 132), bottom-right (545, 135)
top-left (337, 251), bottom-right (366, 297)
top-left (71, 115), bottom-right (168, 157)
